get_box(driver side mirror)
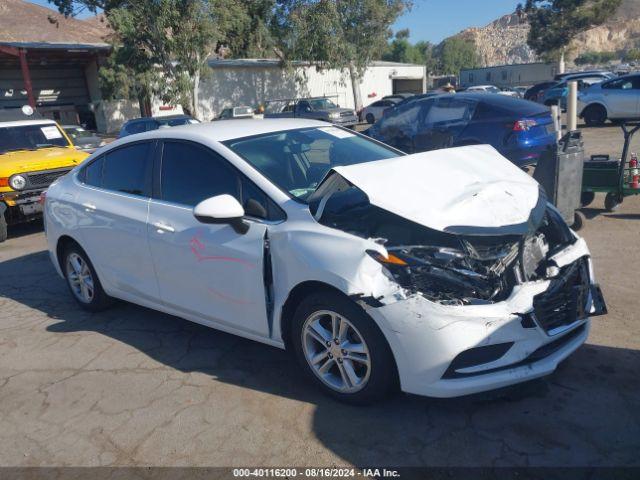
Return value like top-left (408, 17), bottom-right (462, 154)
top-left (193, 195), bottom-right (249, 234)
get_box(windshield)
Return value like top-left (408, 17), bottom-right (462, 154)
top-left (224, 126), bottom-right (401, 202)
top-left (308, 98), bottom-right (338, 110)
top-left (0, 123), bottom-right (69, 154)
top-left (65, 127), bottom-right (93, 138)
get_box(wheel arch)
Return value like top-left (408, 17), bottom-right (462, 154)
top-left (278, 279), bottom-right (401, 387)
top-left (55, 234), bottom-right (84, 274)
top-left (580, 101), bottom-right (607, 118)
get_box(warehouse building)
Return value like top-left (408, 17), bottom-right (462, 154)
top-left (460, 62), bottom-right (558, 88)
top-left (0, 0), bottom-right (114, 129)
top-left (199, 59), bottom-right (427, 121)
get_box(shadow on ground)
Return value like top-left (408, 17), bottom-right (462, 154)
top-left (1, 250), bottom-right (639, 467)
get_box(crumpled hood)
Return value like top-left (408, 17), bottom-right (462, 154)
top-left (329, 145), bottom-right (543, 235)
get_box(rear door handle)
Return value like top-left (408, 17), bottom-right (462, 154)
top-left (153, 222), bottom-right (175, 233)
top-left (82, 202), bottom-right (96, 212)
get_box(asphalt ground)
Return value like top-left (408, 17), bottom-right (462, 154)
top-left (0, 121), bottom-right (638, 469)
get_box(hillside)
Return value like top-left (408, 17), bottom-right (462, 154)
top-left (449, 0), bottom-right (640, 67)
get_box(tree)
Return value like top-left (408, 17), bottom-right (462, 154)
top-left (525, 0), bottom-right (623, 69)
top-left (382, 30), bottom-right (435, 67)
top-left (98, 0), bottom-right (223, 119)
top-left (275, 0), bottom-right (411, 111)
top-left (437, 37), bottom-right (479, 75)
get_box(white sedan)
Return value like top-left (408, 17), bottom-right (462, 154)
top-left (360, 98), bottom-right (399, 124)
top-left (578, 74), bottom-right (640, 126)
top-left (44, 119), bottom-right (606, 403)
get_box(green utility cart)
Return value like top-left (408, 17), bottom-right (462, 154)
top-left (581, 121), bottom-right (640, 212)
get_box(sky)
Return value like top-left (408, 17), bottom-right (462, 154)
top-left (27, 0), bottom-right (522, 44)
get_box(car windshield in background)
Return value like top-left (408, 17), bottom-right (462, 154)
top-left (309, 98), bottom-right (338, 110)
top-left (0, 124), bottom-right (69, 154)
top-left (65, 127), bottom-right (93, 138)
top-left (224, 127), bottom-right (400, 202)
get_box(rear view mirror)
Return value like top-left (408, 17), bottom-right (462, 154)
top-left (193, 195), bottom-right (249, 234)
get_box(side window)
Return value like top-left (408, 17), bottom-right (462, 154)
top-left (160, 141), bottom-right (239, 207)
top-left (377, 101), bottom-right (424, 133)
top-left (603, 78), bottom-right (634, 90)
top-left (102, 142), bottom-right (153, 196)
top-left (83, 155), bottom-right (105, 187)
top-left (424, 98), bottom-right (475, 125)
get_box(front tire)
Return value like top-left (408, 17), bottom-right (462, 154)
top-left (583, 105), bottom-right (607, 127)
top-left (63, 244), bottom-right (113, 311)
top-left (0, 211), bottom-right (7, 243)
top-left (291, 291), bottom-right (398, 404)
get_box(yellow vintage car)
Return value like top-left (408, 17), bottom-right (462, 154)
top-left (0, 110), bottom-right (89, 242)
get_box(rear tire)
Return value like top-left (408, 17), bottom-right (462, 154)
top-left (63, 244), bottom-right (113, 312)
top-left (583, 105), bottom-right (607, 127)
top-left (0, 211), bottom-right (7, 243)
top-left (604, 192), bottom-right (621, 212)
top-left (291, 291), bottom-right (398, 404)
top-left (365, 113), bottom-right (375, 124)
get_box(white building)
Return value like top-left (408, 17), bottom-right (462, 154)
top-left (460, 62), bottom-right (558, 88)
top-left (197, 59), bottom-right (427, 121)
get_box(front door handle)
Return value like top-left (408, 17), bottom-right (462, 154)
top-left (153, 222), bottom-right (175, 233)
top-left (82, 202), bottom-right (96, 213)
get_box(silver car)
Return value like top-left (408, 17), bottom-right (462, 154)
top-left (578, 74), bottom-right (640, 126)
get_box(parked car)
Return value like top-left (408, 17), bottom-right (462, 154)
top-left (264, 97), bottom-right (358, 128)
top-left (44, 119), bottom-right (605, 403)
top-left (542, 73), bottom-right (612, 109)
top-left (578, 73), bottom-right (640, 126)
top-left (360, 98), bottom-right (399, 124)
top-left (118, 115), bottom-right (199, 138)
top-left (215, 106), bottom-right (255, 120)
top-left (366, 92), bottom-right (556, 167)
top-left (554, 69), bottom-right (615, 81)
top-left (524, 81), bottom-right (556, 102)
top-left (0, 107), bottom-right (88, 242)
top-left (62, 125), bottom-right (105, 153)
top-left (513, 86), bottom-right (528, 98)
top-left (381, 93), bottom-right (414, 102)
top-left (465, 85), bottom-right (502, 94)
top-left (498, 87), bottom-right (520, 97)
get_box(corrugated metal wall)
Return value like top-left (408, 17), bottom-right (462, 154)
top-left (0, 66), bottom-right (89, 108)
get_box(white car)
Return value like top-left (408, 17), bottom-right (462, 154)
top-left (360, 98), bottom-right (399, 124)
top-left (44, 119), bottom-right (606, 403)
top-left (578, 74), bottom-right (640, 126)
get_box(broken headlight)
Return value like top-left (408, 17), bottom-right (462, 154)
top-left (368, 240), bottom-right (520, 305)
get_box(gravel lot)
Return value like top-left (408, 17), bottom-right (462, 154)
top-left (0, 122), bottom-right (639, 468)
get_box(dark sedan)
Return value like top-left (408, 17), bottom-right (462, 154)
top-left (366, 93), bottom-right (557, 167)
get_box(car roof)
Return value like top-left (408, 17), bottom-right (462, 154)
top-left (124, 115), bottom-right (191, 125)
top-left (453, 92), bottom-right (549, 114)
top-left (112, 119), bottom-right (329, 144)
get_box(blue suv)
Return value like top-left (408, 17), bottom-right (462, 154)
top-left (366, 93), bottom-right (556, 167)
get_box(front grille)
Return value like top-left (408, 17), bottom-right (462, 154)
top-left (533, 257), bottom-right (590, 333)
top-left (340, 111), bottom-right (354, 117)
top-left (26, 168), bottom-right (71, 189)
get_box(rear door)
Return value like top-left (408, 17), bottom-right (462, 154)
top-left (601, 76), bottom-right (640, 118)
top-left (146, 140), bottom-right (273, 337)
top-left (75, 141), bottom-right (159, 301)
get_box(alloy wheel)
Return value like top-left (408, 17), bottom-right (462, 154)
top-left (301, 310), bottom-right (371, 393)
top-left (65, 252), bottom-right (95, 303)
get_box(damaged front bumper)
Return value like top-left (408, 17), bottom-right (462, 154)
top-left (364, 237), bottom-right (607, 398)
top-left (0, 189), bottom-right (45, 223)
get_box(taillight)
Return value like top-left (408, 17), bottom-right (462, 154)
top-left (39, 190), bottom-right (47, 205)
top-left (513, 119), bottom-right (538, 131)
